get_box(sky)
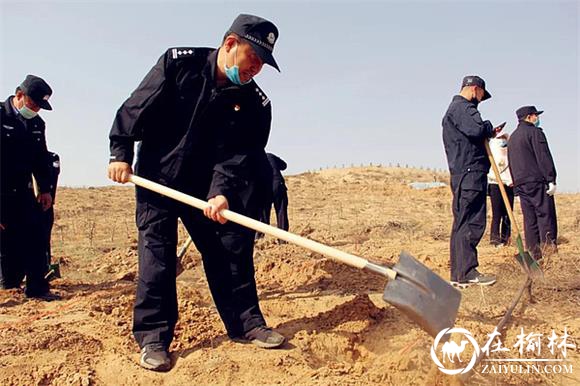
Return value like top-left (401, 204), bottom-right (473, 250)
top-left (1, 0), bottom-right (579, 191)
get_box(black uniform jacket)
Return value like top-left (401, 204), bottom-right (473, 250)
top-left (1, 97), bottom-right (51, 198)
top-left (47, 152), bottom-right (60, 200)
top-left (109, 47), bottom-right (272, 213)
top-left (442, 95), bottom-right (494, 176)
top-left (508, 121), bottom-right (556, 187)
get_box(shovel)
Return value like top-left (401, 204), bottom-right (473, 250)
top-left (485, 140), bottom-right (543, 279)
top-left (128, 174), bottom-right (461, 338)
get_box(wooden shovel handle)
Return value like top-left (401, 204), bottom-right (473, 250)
top-left (484, 141), bottom-right (522, 235)
top-left (177, 235), bottom-right (193, 259)
top-left (32, 175), bottom-right (40, 198)
top-left (129, 175), bottom-right (397, 279)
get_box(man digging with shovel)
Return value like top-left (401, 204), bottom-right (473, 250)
top-left (108, 14), bottom-right (285, 372)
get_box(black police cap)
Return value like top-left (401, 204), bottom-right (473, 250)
top-left (227, 14), bottom-right (280, 72)
top-left (20, 75), bottom-right (53, 110)
top-left (461, 75), bottom-right (491, 101)
top-left (516, 105), bottom-right (544, 121)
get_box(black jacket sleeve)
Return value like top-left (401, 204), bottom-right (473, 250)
top-left (207, 142), bottom-right (271, 200)
top-left (208, 154), bottom-right (251, 199)
top-left (456, 104), bottom-right (494, 139)
top-left (532, 128), bottom-right (557, 184)
top-left (109, 52), bottom-right (169, 164)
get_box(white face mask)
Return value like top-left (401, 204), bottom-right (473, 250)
top-left (18, 104), bottom-right (38, 119)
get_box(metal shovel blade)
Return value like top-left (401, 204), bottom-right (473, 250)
top-left (383, 252), bottom-right (461, 338)
top-left (514, 235), bottom-right (543, 279)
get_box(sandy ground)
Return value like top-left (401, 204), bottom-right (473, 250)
top-left (0, 166), bottom-right (578, 385)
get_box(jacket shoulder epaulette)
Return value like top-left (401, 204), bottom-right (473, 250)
top-left (168, 47), bottom-right (196, 60)
top-left (251, 83), bottom-right (270, 107)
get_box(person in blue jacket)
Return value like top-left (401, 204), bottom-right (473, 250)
top-left (256, 153), bottom-right (289, 239)
top-left (442, 75), bottom-right (503, 288)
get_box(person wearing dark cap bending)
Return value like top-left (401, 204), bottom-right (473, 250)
top-left (256, 153), bottom-right (289, 239)
top-left (108, 14), bottom-right (285, 371)
top-left (0, 75), bottom-right (59, 300)
top-left (39, 152), bottom-right (61, 279)
top-left (442, 75), bottom-right (503, 288)
top-left (508, 106), bottom-right (558, 260)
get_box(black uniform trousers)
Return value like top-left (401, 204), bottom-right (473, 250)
top-left (261, 186), bottom-right (289, 232)
top-left (515, 182), bottom-right (557, 259)
top-left (488, 184), bottom-right (514, 245)
top-left (449, 172), bottom-right (487, 282)
top-left (133, 188), bottom-right (266, 349)
top-left (0, 190), bottom-right (49, 295)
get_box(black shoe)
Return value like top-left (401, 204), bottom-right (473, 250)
top-left (466, 270), bottom-right (497, 286)
top-left (450, 270), bottom-right (497, 288)
top-left (140, 343), bottom-right (171, 372)
top-left (26, 291), bottom-right (61, 301)
top-left (243, 326), bottom-right (286, 349)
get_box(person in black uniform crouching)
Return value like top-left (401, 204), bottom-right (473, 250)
top-left (0, 75), bottom-right (59, 300)
top-left (108, 14), bottom-right (285, 372)
top-left (442, 75), bottom-right (503, 289)
top-left (39, 152), bottom-right (61, 279)
top-left (508, 106), bottom-right (558, 260)
top-left (256, 153), bottom-right (289, 240)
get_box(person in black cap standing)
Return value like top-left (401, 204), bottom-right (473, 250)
top-left (108, 14), bottom-right (284, 371)
top-left (256, 153), bottom-right (289, 239)
top-left (442, 75), bottom-right (503, 288)
top-left (0, 75), bottom-right (59, 300)
top-left (508, 106), bottom-right (557, 260)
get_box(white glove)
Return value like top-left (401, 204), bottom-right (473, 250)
top-left (546, 182), bottom-right (556, 196)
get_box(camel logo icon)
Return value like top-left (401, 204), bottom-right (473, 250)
top-left (431, 327), bottom-right (480, 375)
top-left (442, 340), bottom-right (469, 363)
